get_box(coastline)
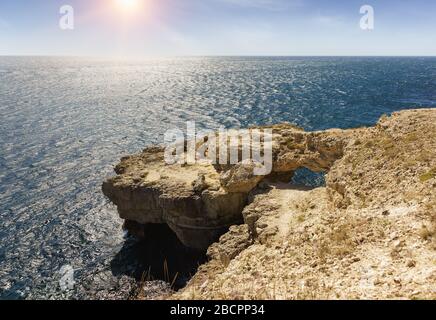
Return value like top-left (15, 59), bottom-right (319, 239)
top-left (103, 108), bottom-right (436, 300)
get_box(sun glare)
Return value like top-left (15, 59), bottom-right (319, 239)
top-left (108, 0), bottom-right (152, 26)
top-left (114, 0), bottom-right (141, 12)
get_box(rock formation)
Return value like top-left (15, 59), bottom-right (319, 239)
top-left (175, 109), bottom-right (436, 300)
top-left (103, 124), bottom-right (356, 250)
top-left (103, 109), bottom-right (436, 299)
top-left (102, 147), bottom-right (247, 250)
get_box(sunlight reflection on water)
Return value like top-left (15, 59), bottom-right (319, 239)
top-left (0, 56), bottom-right (434, 299)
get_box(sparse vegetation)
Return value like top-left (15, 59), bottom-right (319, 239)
top-left (419, 168), bottom-right (436, 182)
top-left (419, 225), bottom-right (435, 240)
top-left (166, 109), bottom-right (436, 300)
top-left (219, 253), bottom-right (231, 268)
top-left (296, 213), bottom-right (305, 223)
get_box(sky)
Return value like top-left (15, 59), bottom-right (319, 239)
top-left (0, 0), bottom-right (435, 56)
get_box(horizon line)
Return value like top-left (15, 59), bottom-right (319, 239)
top-left (1, 54), bottom-right (435, 59)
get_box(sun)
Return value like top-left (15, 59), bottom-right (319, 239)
top-left (114, 0), bottom-right (141, 12)
top-left (109, 0), bottom-right (152, 25)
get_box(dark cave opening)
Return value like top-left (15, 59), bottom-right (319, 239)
top-left (110, 223), bottom-right (208, 290)
top-left (109, 168), bottom-right (326, 294)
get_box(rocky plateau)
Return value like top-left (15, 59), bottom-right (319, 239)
top-left (103, 109), bottom-right (435, 299)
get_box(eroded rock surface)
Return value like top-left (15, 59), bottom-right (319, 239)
top-left (174, 109), bottom-right (436, 300)
top-left (103, 148), bottom-right (247, 250)
top-left (220, 159), bottom-right (265, 193)
top-left (104, 109), bottom-right (436, 299)
top-left (103, 123), bottom-right (356, 250)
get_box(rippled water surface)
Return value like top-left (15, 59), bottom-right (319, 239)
top-left (0, 56), bottom-right (435, 299)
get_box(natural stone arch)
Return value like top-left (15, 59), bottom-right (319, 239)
top-left (103, 124), bottom-right (359, 250)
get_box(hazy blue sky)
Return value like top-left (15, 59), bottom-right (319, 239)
top-left (0, 0), bottom-right (435, 56)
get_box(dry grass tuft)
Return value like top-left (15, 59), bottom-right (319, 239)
top-left (419, 168), bottom-right (436, 183)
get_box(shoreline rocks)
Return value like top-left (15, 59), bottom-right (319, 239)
top-left (103, 108), bottom-right (436, 300)
top-left (103, 123), bottom-right (356, 250)
top-left (102, 148), bottom-right (247, 250)
top-left (174, 109), bottom-right (436, 300)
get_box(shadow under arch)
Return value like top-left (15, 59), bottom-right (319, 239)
top-left (110, 223), bottom-right (207, 290)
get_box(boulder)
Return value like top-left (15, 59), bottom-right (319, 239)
top-left (102, 148), bottom-right (246, 250)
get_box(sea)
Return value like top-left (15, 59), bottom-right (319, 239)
top-left (0, 56), bottom-right (435, 299)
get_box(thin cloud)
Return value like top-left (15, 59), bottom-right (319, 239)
top-left (216, 0), bottom-right (304, 11)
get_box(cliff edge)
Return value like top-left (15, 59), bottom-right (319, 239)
top-left (103, 109), bottom-right (435, 299)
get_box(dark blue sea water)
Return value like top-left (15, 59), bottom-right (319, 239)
top-left (0, 56), bottom-right (435, 299)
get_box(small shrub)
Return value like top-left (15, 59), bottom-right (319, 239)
top-left (219, 253), bottom-right (231, 268)
top-left (419, 168), bottom-right (436, 182)
top-left (364, 140), bottom-right (374, 148)
top-left (405, 132), bottom-right (419, 143)
top-left (296, 214), bottom-right (305, 223)
top-left (419, 225), bottom-right (435, 240)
